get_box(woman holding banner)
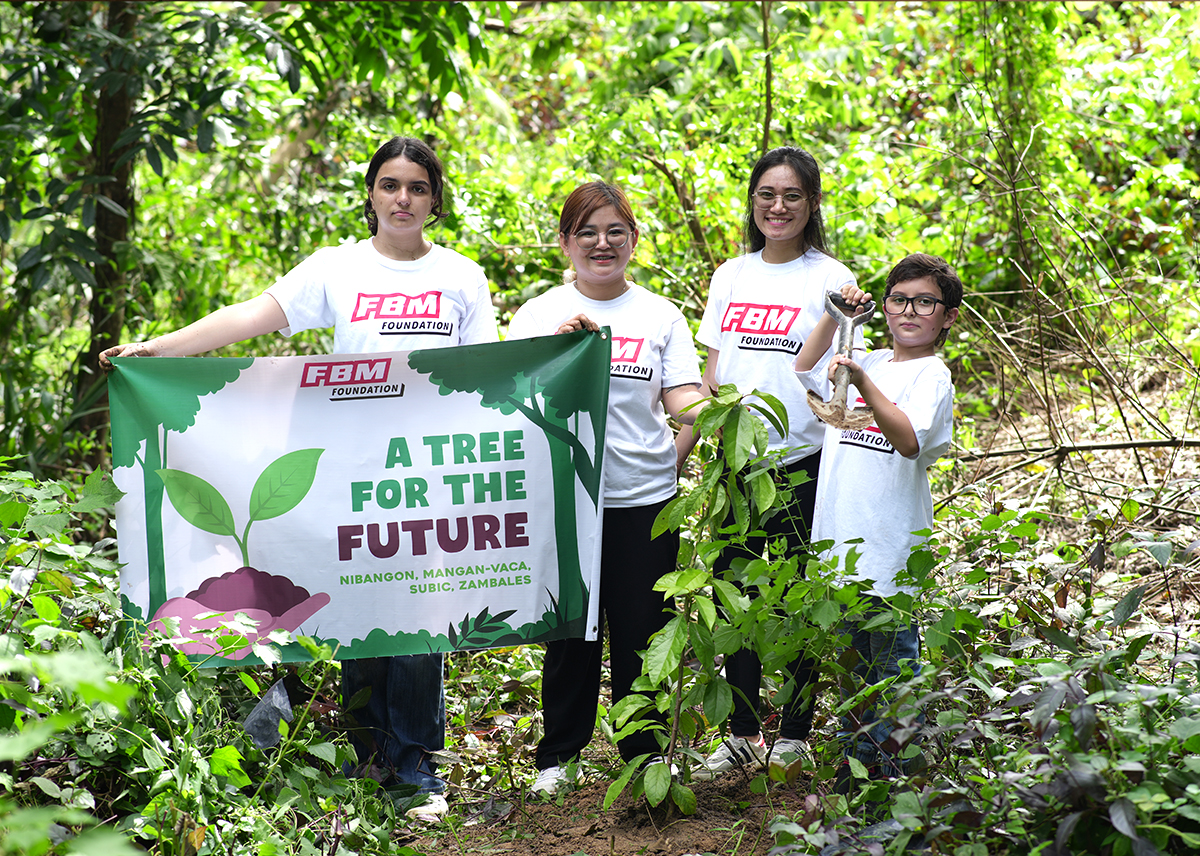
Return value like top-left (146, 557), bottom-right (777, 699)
top-left (101, 135), bottom-right (497, 819)
top-left (506, 181), bottom-right (708, 796)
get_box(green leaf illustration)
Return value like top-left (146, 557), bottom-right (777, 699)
top-left (249, 449), bottom-right (325, 522)
top-left (157, 469), bottom-right (237, 537)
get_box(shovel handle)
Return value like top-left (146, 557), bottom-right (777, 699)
top-left (823, 292), bottom-right (874, 357)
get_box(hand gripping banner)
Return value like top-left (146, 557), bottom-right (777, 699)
top-left (108, 331), bottom-right (610, 664)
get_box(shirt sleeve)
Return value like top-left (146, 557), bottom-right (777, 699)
top-left (458, 272), bottom-right (500, 345)
top-left (505, 301), bottom-right (544, 340)
top-left (265, 248), bottom-right (336, 337)
top-left (696, 260), bottom-right (735, 350)
top-left (660, 311), bottom-right (703, 388)
top-left (898, 363), bottom-right (954, 465)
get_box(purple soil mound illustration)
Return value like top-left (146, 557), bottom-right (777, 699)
top-left (150, 566), bottom-right (331, 660)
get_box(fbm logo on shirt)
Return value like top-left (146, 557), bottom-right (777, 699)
top-left (611, 337), bottom-right (644, 363)
top-left (301, 358), bottom-right (391, 387)
top-left (352, 291), bottom-right (441, 321)
top-left (610, 337), bottom-right (653, 381)
top-left (720, 303), bottom-right (800, 335)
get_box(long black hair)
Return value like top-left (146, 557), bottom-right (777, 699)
top-left (363, 136), bottom-right (447, 234)
top-left (742, 146), bottom-right (828, 256)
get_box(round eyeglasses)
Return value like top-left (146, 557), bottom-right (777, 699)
top-left (883, 294), bottom-right (946, 316)
top-left (752, 190), bottom-right (808, 209)
top-left (573, 228), bottom-right (631, 249)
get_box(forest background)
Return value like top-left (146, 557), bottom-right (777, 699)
top-left (1, 2), bottom-right (1199, 855)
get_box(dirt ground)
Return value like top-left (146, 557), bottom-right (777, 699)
top-left (406, 770), bottom-right (821, 856)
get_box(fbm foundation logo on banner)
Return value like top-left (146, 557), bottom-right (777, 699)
top-left (301, 358), bottom-right (404, 400)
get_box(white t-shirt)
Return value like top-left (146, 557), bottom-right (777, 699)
top-left (266, 239), bottom-right (498, 352)
top-left (698, 249), bottom-right (858, 464)
top-left (798, 351), bottom-right (954, 596)
top-left (507, 283), bottom-right (702, 508)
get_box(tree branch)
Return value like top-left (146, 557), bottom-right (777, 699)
top-left (954, 437), bottom-right (1200, 464)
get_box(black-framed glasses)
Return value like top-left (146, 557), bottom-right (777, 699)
top-left (883, 294), bottom-right (946, 316)
top-left (752, 190), bottom-right (808, 209)
top-left (573, 228), bottom-right (631, 249)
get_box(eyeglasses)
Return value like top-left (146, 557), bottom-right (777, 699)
top-left (573, 228), bottom-right (631, 249)
top-left (883, 294), bottom-right (946, 316)
top-left (752, 190), bottom-right (808, 209)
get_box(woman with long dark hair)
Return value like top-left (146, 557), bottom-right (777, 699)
top-left (102, 136), bottom-right (498, 819)
top-left (680, 146), bottom-right (859, 780)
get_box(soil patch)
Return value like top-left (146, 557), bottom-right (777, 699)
top-left (406, 772), bottom-right (817, 856)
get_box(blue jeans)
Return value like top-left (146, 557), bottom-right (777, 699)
top-left (839, 610), bottom-right (922, 777)
top-left (341, 653), bottom-right (445, 793)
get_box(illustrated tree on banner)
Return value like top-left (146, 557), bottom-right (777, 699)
top-left (408, 330), bottom-right (610, 629)
top-left (107, 358), bottom-right (253, 621)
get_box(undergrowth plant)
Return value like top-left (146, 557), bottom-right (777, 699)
top-left (0, 459), bottom-right (430, 855)
top-left (772, 489), bottom-right (1200, 856)
top-left (604, 385), bottom-right (874, 815)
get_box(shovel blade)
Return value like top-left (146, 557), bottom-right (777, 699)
top-left (807, 390), bottom-right (875, 430)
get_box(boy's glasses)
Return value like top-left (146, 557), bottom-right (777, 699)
top-left (573, 228), bottom-right (631, 249)
top-left (883, 294), bottom-right (946, 316)
top-left (752, 190), bottom-right (808, 208)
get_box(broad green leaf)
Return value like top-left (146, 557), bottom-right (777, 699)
top-left (809, 599), bottom-right (840, 629)
top-left (73, 468), bottom-right (125, 513)
top-left (670, 781), bottom-right (697, 815)
top-left (31, 595), bottom-right (61, 623)
top-left (1133, 541), bottom-right (1171, 568)
top-left (703, 678), bottom-right (733, 727)
top-left (747, 468), bottom-right (776, 515)
top-left (30, 775), bottom-right (61, 798)
top-left (1040, 625), bottom-right (1080, 655)
top-left (603, 759), bottom-right (641, 810)
top-left (157, 468), bottom-right (237, 537)
top-left (643, 761), bottom-right (671, 806)
top-left (725, 407), bottom-right (759, 473)
top-left (249, 448), bottom-right (325, 522)
top-left (644, 618), bottom-right (687, 684)
top-left (0, 499), bottom-right (28, 528)
top-left (211, 744), bottom-right (252, 788)
top-left (1112, 584), bottom-right (1148, 626)
top-left (307, 742), bottom-right (339, 765)
top-left (1120, 498), bottom-right (1140, 522)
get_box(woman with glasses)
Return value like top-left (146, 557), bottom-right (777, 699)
top-left (506, 181), bottom-right (707, 796)
top-left (681, 146), bottom-right (861, 780)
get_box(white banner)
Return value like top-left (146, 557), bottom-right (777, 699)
top-left (109, 333), bottom-right (610, 664)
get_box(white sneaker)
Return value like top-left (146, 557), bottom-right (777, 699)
top-left (532, 764), bottom-right (577, 797)
top-left (769, 738), bottom-right (810, 771)
top-left (404, 792), bottom-right (448, 821)
top-left (643, 754), bottom-right (680, 777)
top-left (692, 736), bottom-right (767, 781)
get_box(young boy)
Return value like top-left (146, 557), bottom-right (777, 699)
top-left (793, 252), bottom-right (961, 787)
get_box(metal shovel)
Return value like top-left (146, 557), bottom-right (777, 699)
top-left (806, 291), bottom-right (876, 430)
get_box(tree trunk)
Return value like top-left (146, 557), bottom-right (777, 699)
top-left (73, 0), bottom-right (138, 459)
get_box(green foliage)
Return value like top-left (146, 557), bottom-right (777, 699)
top-left (0, 460), bottom-right (425, 853)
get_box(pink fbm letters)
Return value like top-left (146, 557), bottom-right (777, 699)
top-left (720, 303), bottom-right (800, 334)
top-left (301, 358), bottom-right (391, 387)
top-left (611, 337), bottom-right (644, 363)
top-left (352, 291), bottom-right (442, 321)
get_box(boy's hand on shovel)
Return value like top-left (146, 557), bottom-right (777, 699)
top-left (807, 290), bottom-right (876, 430)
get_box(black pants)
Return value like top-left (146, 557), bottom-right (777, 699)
top-left (718, 453), bottom-right (821, 740)
top-left (536, 497), bottom-right (678, 769)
